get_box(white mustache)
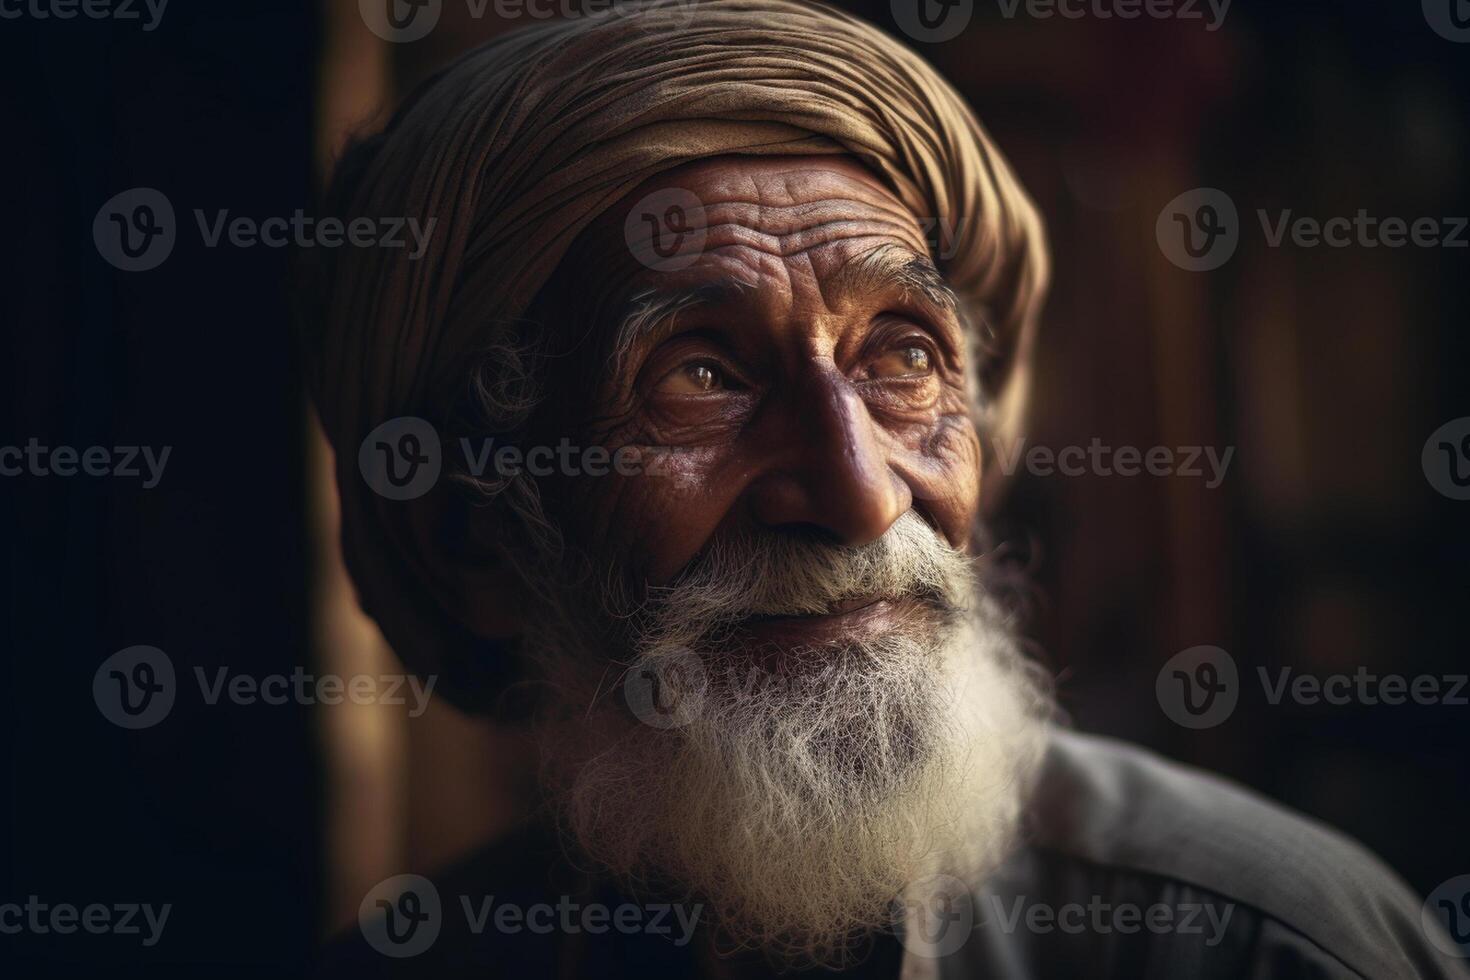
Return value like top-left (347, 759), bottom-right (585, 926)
top-left (636, 511), bottom-right (973, 630)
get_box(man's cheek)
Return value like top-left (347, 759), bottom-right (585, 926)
top-left (575, 449), bottom-right (741, 584)
top-left (902, 418), bottom-right (981, 545)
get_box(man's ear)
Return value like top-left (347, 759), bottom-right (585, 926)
top-left (405, 485), bottom-right (528, 642)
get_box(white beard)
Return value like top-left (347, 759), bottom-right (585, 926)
top-left (522, 512), bottom-right (1053, 967)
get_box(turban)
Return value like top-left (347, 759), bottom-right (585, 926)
top-left (301, 0), bottom-right (1049, 710)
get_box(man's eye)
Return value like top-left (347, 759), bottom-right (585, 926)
top-left (869, 345), bottom-right (932, 379)
top-left (656, 361), bottom-right (726, 394)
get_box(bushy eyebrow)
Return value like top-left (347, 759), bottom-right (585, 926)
top-left (608, 276), bottom-right (754, 376)
top-left (828, 242), bottom-right (960, 318)
top-left (604, 243), bottom-right (961, 377)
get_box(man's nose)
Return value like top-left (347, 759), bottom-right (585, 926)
top-left (745, 364), bottom-right (911, 546)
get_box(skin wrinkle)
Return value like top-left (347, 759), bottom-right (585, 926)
top-left (608, 246), bottom-right (959, 404)
top-left (609, 277), bottom-right (757, 383)
top-left (530, 156), bottom-right (980, 590)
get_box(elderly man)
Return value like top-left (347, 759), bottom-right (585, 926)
top-left (303, 1), bottom-right (1464, 976)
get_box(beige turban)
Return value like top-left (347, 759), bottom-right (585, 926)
top-left (301, 0), bottom-right (1048, 709)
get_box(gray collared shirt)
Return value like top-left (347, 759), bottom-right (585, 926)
top-left (898, 730), bottom-right (1470, 978)
top-left (321, 729), bottom-right (1469, 978)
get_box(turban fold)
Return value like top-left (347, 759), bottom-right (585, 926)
top-left (302, 0), bottom-right (1048, 710)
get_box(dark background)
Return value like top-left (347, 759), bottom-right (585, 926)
top-left (4, 0), bottom-right (1467, 975)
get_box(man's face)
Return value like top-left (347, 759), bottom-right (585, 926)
top-left (538, 155), bottom-right (983, 616)
top-left (509, 157), bottom-right (1047, 965)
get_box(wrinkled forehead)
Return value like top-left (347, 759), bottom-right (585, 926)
top-left (551, 154), bottom-right (938, 322)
